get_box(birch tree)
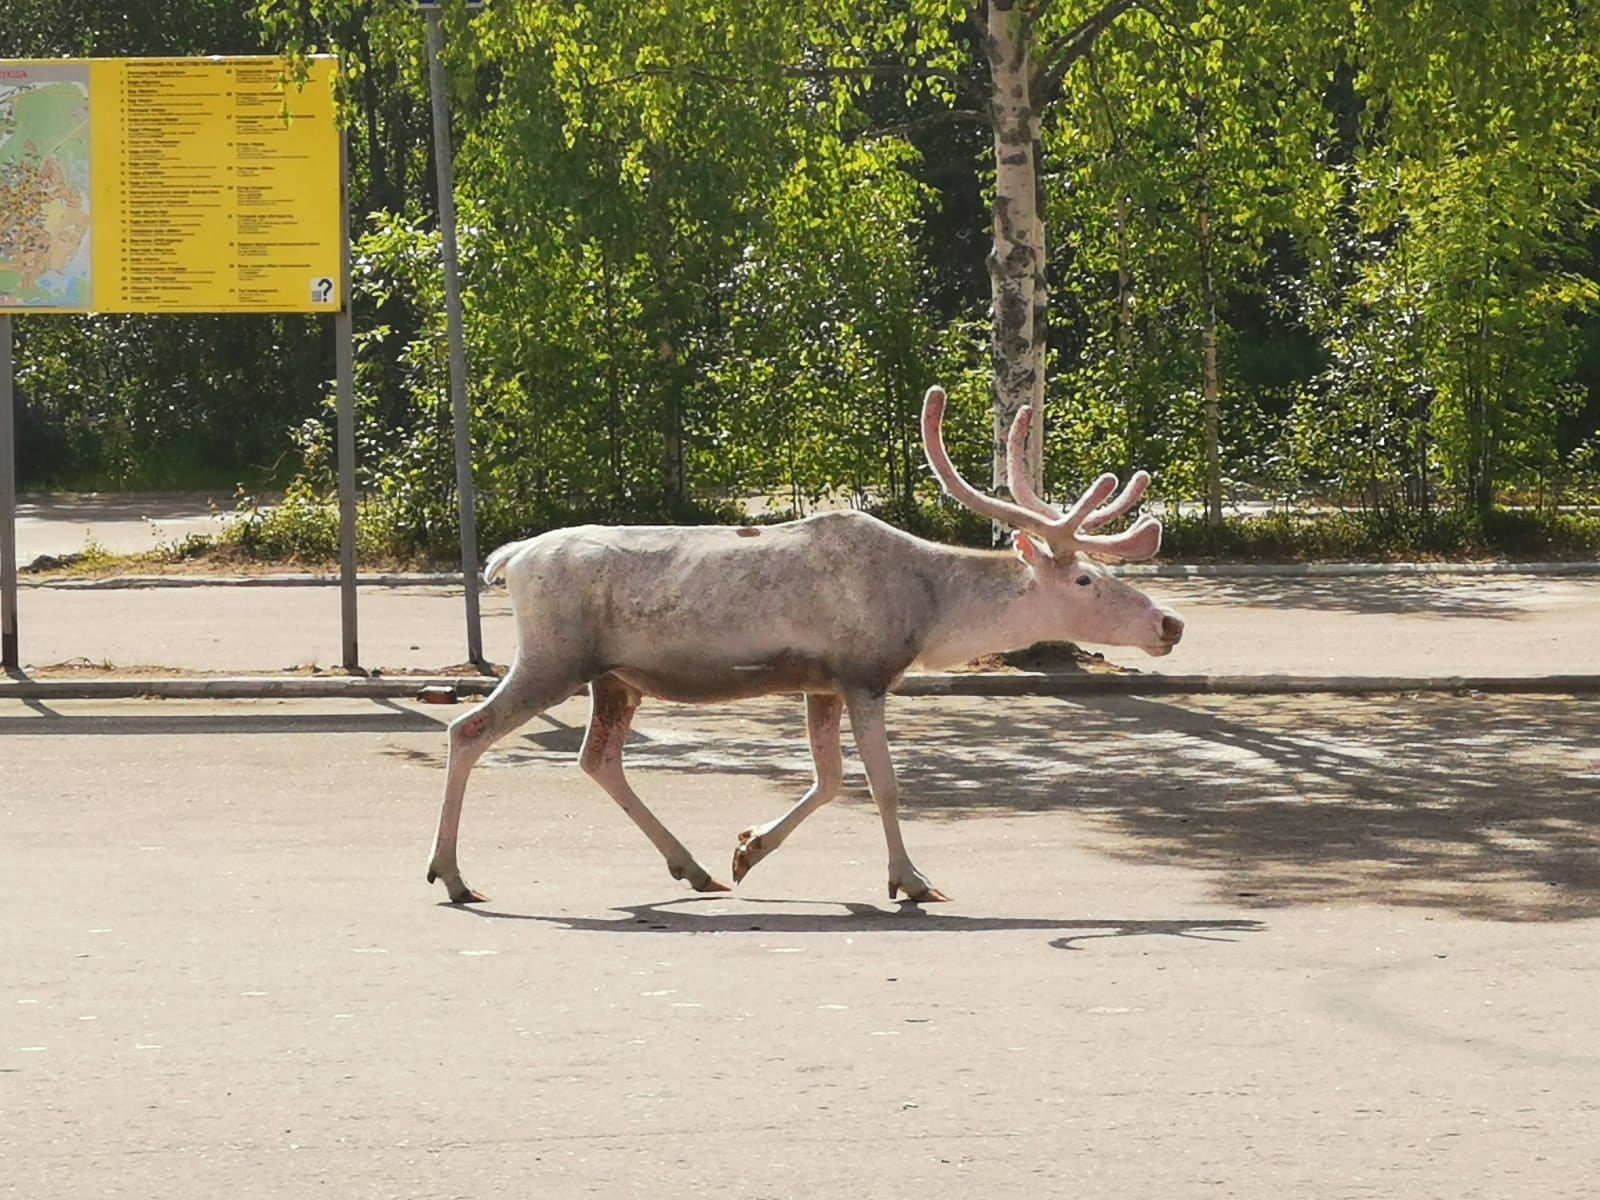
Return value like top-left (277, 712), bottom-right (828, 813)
top-left (971, 1), bottom-right (1138, 495)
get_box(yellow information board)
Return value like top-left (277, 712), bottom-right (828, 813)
top-left (0, 56), bottom-right (341, 314)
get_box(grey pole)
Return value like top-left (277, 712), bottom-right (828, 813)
top-left (335, 105), bottom-right (359, 670)
top-left (336, 311), bottom-right (358, 671)
top-left (0, 315), bottom-right (16, 671)
top-left (425, 7), bottom-right (484, 667)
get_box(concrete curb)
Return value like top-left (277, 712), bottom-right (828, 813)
top-left (5, 671), bottom-right (1598, 702)
top-left (896, 673), bottom-right (1600, 696)
top-left (23, 561), bottom-right (1600, 589)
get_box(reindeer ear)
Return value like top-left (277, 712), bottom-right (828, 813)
top-left (1011, 530), bottom-right (1047, 567)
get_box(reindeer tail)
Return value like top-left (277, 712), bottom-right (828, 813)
top-left (482, 541), bottom-right (526, 586)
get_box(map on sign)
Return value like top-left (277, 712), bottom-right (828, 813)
top-left (0, 63), bottom-right (93, 309)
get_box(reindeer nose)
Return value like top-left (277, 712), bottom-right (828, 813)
top-left (1161, 614), bottom-right (1185, 645)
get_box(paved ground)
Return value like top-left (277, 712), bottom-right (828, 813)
top-left (13, 492), bottom-right (237, 563)
top-left (5, 690), bottom-right (1599, 1198)
top-left (6, 495), bottom-right (1600, 1196)
top-left (10, 490), bottom-right (1600, 681)
top-left (10, 570), bottom-right (1600, 681)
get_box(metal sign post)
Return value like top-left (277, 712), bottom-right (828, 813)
top-left (0, 316), bottom-right (17, 671)
top-left (335, 118), bottom-right (359, 671)
top-left (422, 3), bottom-right (485, 668)
top-left (419, 7), bottom-right (480, 668)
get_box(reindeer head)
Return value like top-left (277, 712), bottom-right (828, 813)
top-left (921, 385), bottom-right (1184, 657)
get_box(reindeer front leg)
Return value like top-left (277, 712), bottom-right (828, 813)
top-left (844, 691), bottom-right (948, 903)
top-left (429, 664), bottom-right (583, 903)
top-left (733, 693), bottom-right (845, 883)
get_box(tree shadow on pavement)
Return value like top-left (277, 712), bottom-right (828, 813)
top-left (441, 894), bottom-right (1264, 952)
top-left (19, 493), bottom-right (226, 522)
top-left (1052, 693), bottom-right (1600, 923)
top-left (458, 692), bottom-right (1600, 923)
top-left (1, 702), bottom-right (444, 735)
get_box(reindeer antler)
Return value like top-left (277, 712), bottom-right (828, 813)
top-left (921, 385), bottom-right (1162, 562)
top-left (1005, 407), bottom-right (1154, 535)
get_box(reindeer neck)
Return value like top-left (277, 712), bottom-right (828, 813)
top-left (914, 546), bottom-right (1048, 670)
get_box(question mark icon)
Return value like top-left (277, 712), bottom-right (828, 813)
top-left (311, 277), bottom-right (334, 305)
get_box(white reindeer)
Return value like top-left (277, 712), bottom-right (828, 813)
top-left (427, 385), bottom-right (1183, 904)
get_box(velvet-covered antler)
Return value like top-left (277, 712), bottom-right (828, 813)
top-left (921, 385), bottom-right (1162, 562)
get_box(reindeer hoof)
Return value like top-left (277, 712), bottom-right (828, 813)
top-left (428, 862), bottom-right (487, 904)
top-left (732, 828), bottom-right (769, 884)
top-left (438, 877), bottom-right (489, 904)
top-left (889, 879), bottom-right (950, 903)
top-left (670, 862), bottom-right (730, 893)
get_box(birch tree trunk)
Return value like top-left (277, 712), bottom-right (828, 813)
top-left (984, 0), bottom-right (1046, 504)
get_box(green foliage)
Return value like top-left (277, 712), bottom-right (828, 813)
top-left (1286, 2), bottom-right (1600, 519)
top-left (1044, 0), bottom-right (1600, 526)
top-left (3, 0), bottom-right (268, 57)
top-left (225, 479), bottom-right (342, 562)
top-left (710, 137), bottom-right (947, 512)
top-left (1161, 505), bottom-right (1600, 563)
top-left (251, 0), bottom-right (963, 554)
top-left (10, 0), bottom-right (1600, 565)
top-left (15, 313), bottom-right (327, 489)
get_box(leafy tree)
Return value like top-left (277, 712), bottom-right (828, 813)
top-left (1045, 1), bottom-right (1342, 521)
top-left (1296, 0), bottom-right (1600, 520)
top-left (710, 137), bottom-right (943, 514)
top-left (254, 0), bottom-right (962, 548)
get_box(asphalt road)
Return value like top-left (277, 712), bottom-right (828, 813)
top-left (9, 500), bottom-right (1600, 1196)
top-left (11, 492), bottom-right (1600, 682)
top-left (5, 690), bottom-right (1599, 1198)
top-left (11, 570), bottom-right (1600, 681)
top-left (14, 492), bottom-right (236, 563)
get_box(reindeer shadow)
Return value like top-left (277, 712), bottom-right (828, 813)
top-left (901, 692), bottom-right (1600, 921)
top-left (440, 894), bottom-right (1265, 952)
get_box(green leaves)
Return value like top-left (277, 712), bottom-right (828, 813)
top-left (14, 0), bottom-right (1600, 537)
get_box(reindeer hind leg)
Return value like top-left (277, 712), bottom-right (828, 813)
top-left (581, 673), bottom-right (730, 893)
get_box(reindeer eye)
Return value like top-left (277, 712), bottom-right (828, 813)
top-left (1075, 574), bottom-right (1093, 587)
